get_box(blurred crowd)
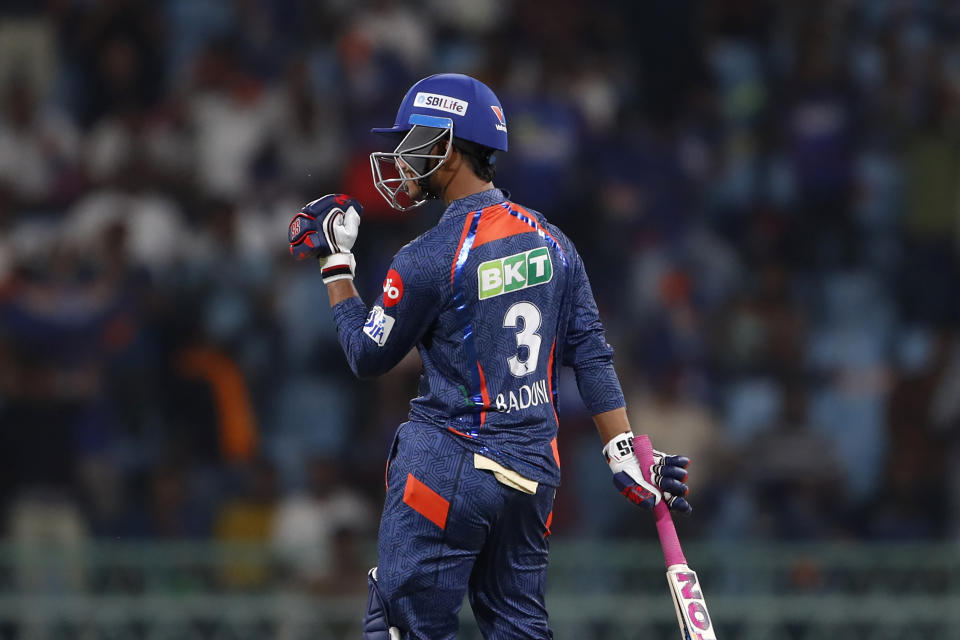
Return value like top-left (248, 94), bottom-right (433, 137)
top-left (0, 0), bottom-right (958, 579)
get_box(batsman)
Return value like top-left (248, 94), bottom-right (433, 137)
top-left (288, 73), bottom-right (695, 639)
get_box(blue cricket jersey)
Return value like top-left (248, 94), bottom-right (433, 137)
top-left (333, 188), bottom-right (625, 486)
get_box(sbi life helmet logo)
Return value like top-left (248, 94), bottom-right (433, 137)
top-left (414, 92), bottom-right (469, 115)
top-left (478, 248), bottom-right (552, 300)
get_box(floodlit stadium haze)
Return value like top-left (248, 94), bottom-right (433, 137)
top-left (0, 1), bottom-right (958, 638)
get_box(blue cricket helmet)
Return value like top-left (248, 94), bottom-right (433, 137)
top-left (371, 73), bottom-right (508, 152)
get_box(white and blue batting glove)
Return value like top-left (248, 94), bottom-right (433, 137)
top-left (603, 432), bottom-right (692, 514)
top-left (289, 194), bottom-right (362, 284)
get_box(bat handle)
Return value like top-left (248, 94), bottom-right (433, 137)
top-left (634, 434), bottom-right (687, 568)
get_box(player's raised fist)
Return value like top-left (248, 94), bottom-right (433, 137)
top-left (289, 194), bottom-right (363, 261)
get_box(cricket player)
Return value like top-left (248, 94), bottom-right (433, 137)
top-left (288, 74), bottom-right (693, 639)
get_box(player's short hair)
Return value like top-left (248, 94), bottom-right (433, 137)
top-left (453, 138), bottom-right (497, 182)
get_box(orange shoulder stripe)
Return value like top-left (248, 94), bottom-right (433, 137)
top-left (472, 203), bottom-right (538, 249)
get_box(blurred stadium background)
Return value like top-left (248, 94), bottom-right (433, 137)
top-left (0, 0), bottom-right (958, 638)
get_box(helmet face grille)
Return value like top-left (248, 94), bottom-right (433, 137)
top-left (370, 124), bottom-right (453, 212)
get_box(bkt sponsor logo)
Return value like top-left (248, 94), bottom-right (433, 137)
top-left (478, 247), bottom-right (552, 300)
top-left (414, 92), bottom-right (468, 115)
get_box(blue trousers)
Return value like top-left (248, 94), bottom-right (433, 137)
top-left (377, 421), bottom-right (555, 639)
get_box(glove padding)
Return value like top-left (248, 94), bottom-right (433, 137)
top-left (603, 432), bottom-right (692, 514)
top-left (289, 194), bottom-right (362, 282)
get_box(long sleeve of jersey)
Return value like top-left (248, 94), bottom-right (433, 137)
top-left (560, 249), bottom-right (626, 415)
top-left (332, 236), bottom-right (447, 379)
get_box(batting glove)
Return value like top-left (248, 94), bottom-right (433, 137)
top-left (289, 194), bottom-right (362, 283)
top-left (603, 432), bottom-right (692, 514)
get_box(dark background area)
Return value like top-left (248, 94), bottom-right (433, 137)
top-left (0, 0), bottom-right (958, 584)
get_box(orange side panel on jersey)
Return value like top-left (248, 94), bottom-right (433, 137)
top-left (471, 204), bottom-right (539, 249)
top-left (477, 361), bottom-right (490, 427)
top-left (547, 338), bottom-right (561, 470)
top-left (403, 473), bottom-right (449, 530)
top-left (451, 214), bottom-right (475, 285)
top-left (546, 340), bottom-right (559, 428)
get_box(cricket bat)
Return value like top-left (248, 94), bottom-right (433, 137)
top-left (634, 434), bottom-right (717, 640)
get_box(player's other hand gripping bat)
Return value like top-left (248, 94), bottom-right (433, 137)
top-left (635, 434), bottom-right (717, 640)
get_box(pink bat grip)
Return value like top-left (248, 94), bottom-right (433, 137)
top-left (634, 434), bottom-right (687, 568)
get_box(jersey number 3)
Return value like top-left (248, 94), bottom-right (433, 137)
top-left (503, 302), bottom-right (542, 377)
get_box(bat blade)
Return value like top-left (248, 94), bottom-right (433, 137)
top-left (666, 564), bottom-right (716, 640)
